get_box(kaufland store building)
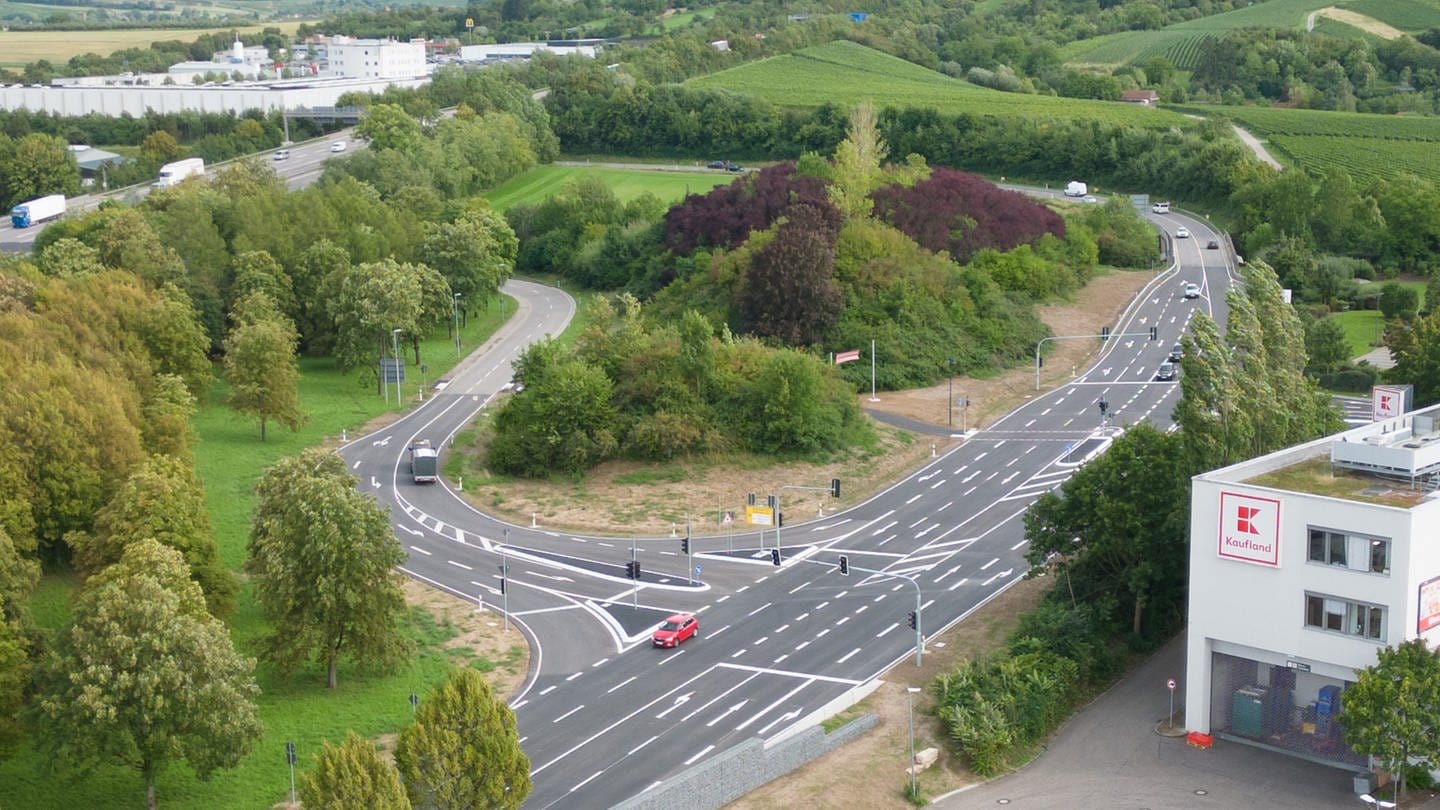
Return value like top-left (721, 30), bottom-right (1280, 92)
top-left (1185, 387), bottom-right (1440, 776)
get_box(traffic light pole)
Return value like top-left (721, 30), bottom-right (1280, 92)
top-left (631, 536), bottom-right (638, 609)
top-left (774, 480), bottom-right (842, 565)
top-left (1034, 328), bottom-right (1158, 390)
top-left (827, 556), bottom-right (924, 667)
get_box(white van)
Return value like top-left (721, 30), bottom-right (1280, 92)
top-left (1152, 201), bottom-right (1171, 214)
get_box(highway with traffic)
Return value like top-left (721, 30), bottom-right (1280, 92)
top-left (0, 130), bottom-right (358, 253)
top-left (337, 207), bottom-right (1237, 806)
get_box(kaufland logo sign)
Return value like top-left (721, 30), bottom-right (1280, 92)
top-left (1218, 491), bottom-right (1281, 566)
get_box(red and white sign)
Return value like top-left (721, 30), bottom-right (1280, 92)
top-left (1372, 385), bottom-right (1406, 420)
top-left (1420, 575), bottom-right (1440, 634)
top-left (1167, 678), bottom-right (1176, 690)
top-left (834, 349), bottom-right (861, 365)
top-left (1217, 491), bottom-right (1282, 567)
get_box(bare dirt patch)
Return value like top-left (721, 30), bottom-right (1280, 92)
top-left (1316, 7), bottom-right (1406, 39)
top-left (402, 577), bottom-right (531, 701)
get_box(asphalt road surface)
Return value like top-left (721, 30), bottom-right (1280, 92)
top-left (337, 207), bottom-right (1238, 807)
top-left (0, 129), bottom-right (360, 254)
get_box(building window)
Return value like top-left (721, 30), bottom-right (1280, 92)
top-left (1307, 527), bottom-right (1389, 574)
top-left (1304, 593), bottom-right (1385, 641)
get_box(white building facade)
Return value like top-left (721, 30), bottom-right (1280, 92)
top-left (0, 76), bottom-right (431, 117)
top-left (1186, 403), bottom-right (1440, 770)
top-left (326, 37), bottom-right (427, 79)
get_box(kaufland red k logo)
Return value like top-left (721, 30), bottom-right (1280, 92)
top-left (1381, 395), bottom-right (1392, 410)
top-left (1218, 491), bottom-right (1281, 566)
top-left (1236, 506), bottom-right (1260, 535)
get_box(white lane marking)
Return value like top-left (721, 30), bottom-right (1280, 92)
top-left (684, 745), bottom-right (715, 766)
top-left (837, 648), bottom-right (861, 664)
top-left (628, 736), bottom-right (659, 757)
top-left (607, 676), bottom-right (636, 694)
top-left (410, 545), bottom-right (432, 555)
top-left (553, 705), bottom-right (583, 723)
top-left (446, 560), bottom-right (472, 570)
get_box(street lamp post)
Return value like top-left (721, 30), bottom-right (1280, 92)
top-left (947, 357), bottom-right (954, 427)
top-left (907, 686), bottom-right (921, 799)
top-left (391, 329), bottom-right (403, 406)
top-left (453, 293), bottom-right (462, 360)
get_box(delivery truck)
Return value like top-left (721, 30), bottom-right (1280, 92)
top-left (1064, 180), bottom-right (1088, 197)
top-left (10, 194), bottom-right (66, 228)
top-left (409, 439), bottom-right (439, 484)
top-left (153, 157), bottom-right (205, 188)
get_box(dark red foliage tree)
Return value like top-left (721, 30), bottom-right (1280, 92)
top-left (871, 167), bottom-right (1065, 263)
top-left (737, 203), bottom-right (842, 346)
top-left (663, 162), bottom-right (833, 254)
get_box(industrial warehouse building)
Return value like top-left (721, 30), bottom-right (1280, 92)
top-left (1185, 390), bottom-right (1440, 776)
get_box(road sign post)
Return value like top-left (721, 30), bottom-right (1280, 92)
top-left (1167, 677), bottom-right (1177, 729)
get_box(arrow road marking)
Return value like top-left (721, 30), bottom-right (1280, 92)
top-left (706, 699), bottom-right (749, 727)
top-left (656, 692), bottom-right (693, 719)
top-left (983, 568), bottom-right (1015, 587)
top-left (758, 709), bottom-right (803, 736)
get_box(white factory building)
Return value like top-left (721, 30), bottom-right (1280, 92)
top-left (326, 36), bottom-right (427, 80)
top-left (458, 40), bottom-right (603, 62)
top-left (0, 76), bottom-right (430, 118)
top-left (1185, 386), bottom-right (1440, 776)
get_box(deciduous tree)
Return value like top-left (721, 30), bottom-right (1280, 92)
top-left (1024, 424), bottom-right (1191, 637)
top-left (34, 539), bottom-right (261, 810)
top-left (299, 731), bottom-right (411, 810)
top-left (223, 293), bottom-right (305, 441)
top-left (247, 449), bottom-right (412, 688)
top-left (737, 203), bottom-right (842, 346)
top-left (1341, 639), bottom-right (1440, 800)
top-left (395, 668), bottom-right (531, 810)
top-left (75, 454), bottom-right (235, 616)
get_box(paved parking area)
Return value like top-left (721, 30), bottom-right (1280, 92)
top-left (936, 633), bottom-right (1385, 810)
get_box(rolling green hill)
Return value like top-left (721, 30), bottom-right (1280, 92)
top-left (687, 40), bottom-right (1193, 128)
top-left (1187, 104), bottom-right (1440, 183)
top-left (1063, 0), bottom-right (1440, 70)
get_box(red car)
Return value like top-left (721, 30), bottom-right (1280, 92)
top-left (652, 613), bottom-right (698, 648)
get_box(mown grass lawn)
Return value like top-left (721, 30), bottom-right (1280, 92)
top-left (1327, 309), bottom-right (1385, 359)
top-left (485, 163), bottom-right (734, 211)
top-left (0, 295), bottom-right (515, 809)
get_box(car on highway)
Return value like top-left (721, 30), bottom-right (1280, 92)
top-left (1207, 239), bottom-right (1220, 250)
top-left (1155, 361), bottom-right (1178, 382)
top-left (652, 613), bottom-right (698, 648)
top-left (330, 140), bottom-right (347, 153)
top-left (1169, 343), bottom-right (1183, 363)
top-left (1151, 201), bottom-right (1170, 214)
top-left (726, 161), bottom-right (742, 172)
top-left (1175, 226), bottom-right (1190, 238)
top-left (706, 160), bottom-right (726, 169)
top-left (273, 149), bottom-right (290, 161)
top-left (1183, 283), bottom-right (1200, 299)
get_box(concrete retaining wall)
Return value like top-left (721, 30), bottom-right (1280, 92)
top-left (610, 714), bottom-right (880, 810)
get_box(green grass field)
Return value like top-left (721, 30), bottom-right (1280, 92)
top-left (687, 41), bottom-right (1194, 128)
top-left (0, 21), bottom-right (308, 68)
top-left (1342, 0), bottom-right (1440, 32)
top-left (1063, 0), bottom-right (1398, 69)
top-left (484, 163), bottom-right (736, 211)
top-left (1326, 309), bottom-right (1385, 358)
top-left (1182, 104), bottom-right (1440, 184)
top-left (0, 296), bottom-right (518, 809)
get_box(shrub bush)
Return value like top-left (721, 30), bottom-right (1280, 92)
top-left (1318, 366), bottom-right (1378, 392)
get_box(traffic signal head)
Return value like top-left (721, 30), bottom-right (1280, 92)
top-left (499, 578), bottom-right (507, 594)
top-left (1149, 326), bottom-right (1158, 341)
top-left (770, 548), bottom-right (781, 566)
top-left (681, 536), bottom-right (690, 554)
top-left (907, 610), bottom-right (918, 630)
top-left (839, 555), bottom-right (849, 576)
top-left (777, 511), bottom-right (784, 528)
top-left (1098, 398), bottom-right (1108, 415)
top-left (831, 478), bottom-right (841, 498)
